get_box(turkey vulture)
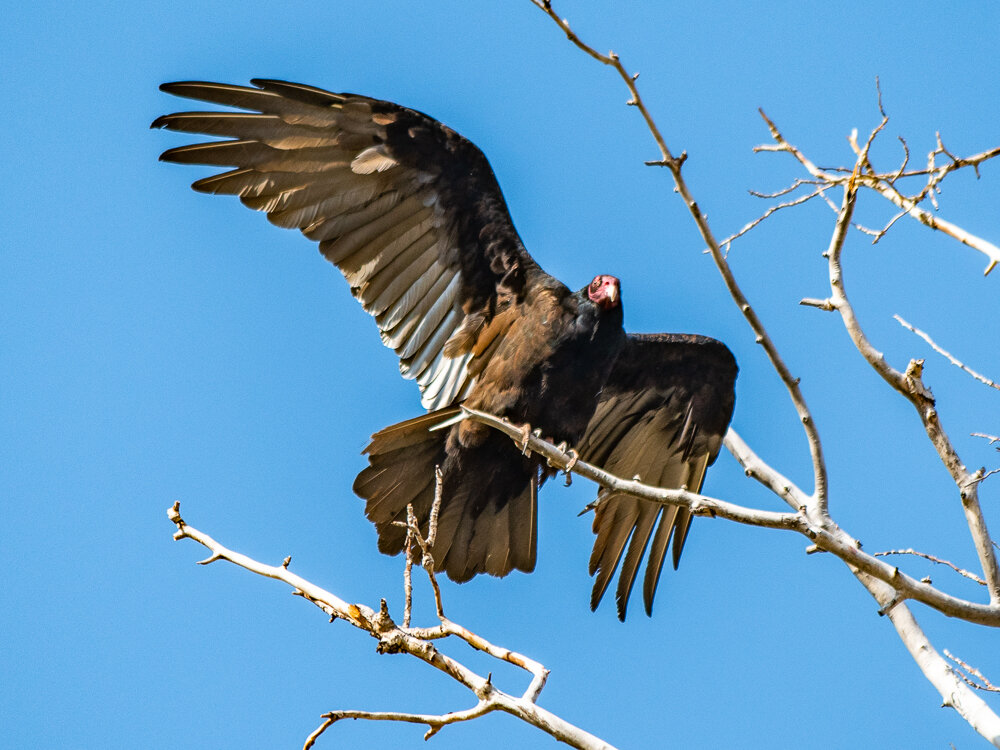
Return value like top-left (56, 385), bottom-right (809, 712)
top-left (153, 79), bottom-right (737, 619)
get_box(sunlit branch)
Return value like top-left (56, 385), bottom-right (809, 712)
top-left (894, 314), bottom-right (1000, 392)
top-left (856, 573), bottom-right (1000, 745)
top-left (304, 704), bottom-right (495, 748)
top-left (167, 502), bottom-right (611, 750)
top-left (945, 650), bottom-right (1000, 694)
top-left (462, 407), bottom-right (803, 532)
top-left (722, 428), bottom-right (807, 511)
top-left (788, 117), bottom-right (1000, 603)
top-left (756, 110), bottom-right (1000, 275)
top-left (867, 168), bottom-right (1000, 276)
top-left (530, 0), bottom-right (829, 519)
top-left (463, 408), bottom-right (1000, 627)
top-left (874, 548), bottom-right (987, 586)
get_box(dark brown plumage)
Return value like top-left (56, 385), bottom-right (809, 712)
top-left (579, 334), bottom-right (737, 618)
top-left (153, 79), bottom-right (737, 618)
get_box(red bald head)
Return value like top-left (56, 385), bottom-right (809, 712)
top-left (588, 274), bottom-right (620, 310)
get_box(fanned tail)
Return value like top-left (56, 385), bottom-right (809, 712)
top-left (353, 408), bottom-right (538, 582)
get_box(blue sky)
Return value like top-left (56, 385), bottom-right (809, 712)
top-left (3, 1), bottom-right (999, 747)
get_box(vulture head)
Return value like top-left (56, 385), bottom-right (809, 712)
top-left (588, 274), bottom-right (621, 310)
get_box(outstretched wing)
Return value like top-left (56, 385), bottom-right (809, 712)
top-left (578, 334), bottom-right (737, 620)
top-left (153, 79), bottom-right (549, 409)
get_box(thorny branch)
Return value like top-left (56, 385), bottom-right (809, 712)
top-left (531, 1), bottom-right (1000, 745)
top-left (167, 502), bottom-right (598, 750)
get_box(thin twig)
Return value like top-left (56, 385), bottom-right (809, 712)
top-left (403, 504), bottom-right (415, 627)
top-left (748, 177), bottom-right (823, 199)
top-left (721, 186), bottom-right (828, 248)
top-left (755, 109), bottom-right (1000, 275)
top-left (867, 209), bottom-right (908, 244)
top-left (873, 548), bottom-right (986, 585)
top-left (894, 315), bottom-right (1000, 392)
top-left (168, 501), bottom-right (611, 750)
top-left (945, 650), bottom-right (1000, 693)
top-left (305, 703), bottom-right (495, 747)
top-left (966, 467), bottom-right (1000, 487)
top-left (428, 466), bottom-right (444, 548)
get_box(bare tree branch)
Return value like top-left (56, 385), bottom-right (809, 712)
top-left (723, 428), bottom-right (807, 510)
top-left (858, 573), bottom-right (1000, 745)
top-left (874, 548), bottom-right (987, 586)
top-left (167, 502), bottom-right (609, 750)
top-left (529, 0), bottom-right (830, 521)
top-left (756, 109), bottom-right (1000, 275)
top-left (945, 650), bottom-right (1000, 694)
top-left (463, 407), bottom-right (1000, 627)
top-left (529, 4), bottom-right (1000, 744)
top-left (786, 113), bottom-right (1000, 603)
top-left (894, 314), bottom-right (1000, 392)
top-left (304, 704), bottom-right (495, 748)
top-left (462, 407), bottom-right (805, 532)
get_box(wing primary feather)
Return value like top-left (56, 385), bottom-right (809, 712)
top-left (379, 271), bottom-right (454, 353)
top-left (419, 351), bottom-right (473, 409)
top-left (589, 496), bottom-right (636, 611)
top-left (156, 81), bottom-right (289, 114)
top-left (433, 357), bottom-right (473, 408)
top-left (613, 503), bottom-right (659, 621)
top-left (672, 452), bottom-right (708, 569)
top-left (671, 510), bottom-right (694, 570)
top-left (642, 506), bottom-right (678, 617)
top-left (249, 78), bottom-right (349, 107)
top-left (376, 261), bottom-right (449, 332)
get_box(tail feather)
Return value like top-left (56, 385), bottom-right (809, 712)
top-left (353, 408), bottom-right (538, 582)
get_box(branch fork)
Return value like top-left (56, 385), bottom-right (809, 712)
top-left (168, 501), bottom-right (598, 748)
top-left (529, 2), bottom-right (1000, 743)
